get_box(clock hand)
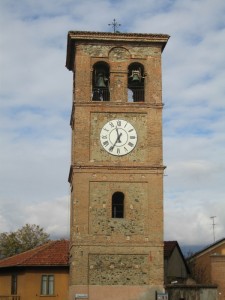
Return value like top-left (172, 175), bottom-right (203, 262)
top-left (116, 127), bottom-right (122, 143)
top-left (110, 132), bottom-right (122, 151)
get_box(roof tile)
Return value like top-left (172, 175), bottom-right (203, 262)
top-left (0, 240), bottom-right (69, 268)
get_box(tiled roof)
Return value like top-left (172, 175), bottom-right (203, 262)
top-left (164, 241), bottom-right (178, 258)
top-left (0, 240), bottom-right (69, 268)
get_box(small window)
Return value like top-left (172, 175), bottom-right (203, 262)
top-left (11, 274), bottom-right (17, 295)
top-left (128, 63), bottom-right (144, 102)
top-left (112, 192), bottom-right (124, 218)
top-left (92, 62), bottom-right (110, 101)
top-left (41, 275), bottom-right (54, 295)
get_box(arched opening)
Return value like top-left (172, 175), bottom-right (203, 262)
top-left (92, 61), bottom-right (110, 101)
top-left (128, 62), bottom-right (145, 102)
top-left (112, 192), bottom-right (124, 218)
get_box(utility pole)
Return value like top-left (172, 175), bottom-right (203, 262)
top-left (210, 216), bottom-right (216, 242)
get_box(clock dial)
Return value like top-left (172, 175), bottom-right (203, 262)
top-left (100, 119), bottom-right (137, 156)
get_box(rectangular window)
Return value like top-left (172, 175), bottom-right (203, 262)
top-left (11, 274), bottom-right (17, 295)
top-left (41, 275), bottom-right (54, 295)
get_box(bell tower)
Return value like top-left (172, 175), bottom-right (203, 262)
top-left (66, 31), bottom-right (169, 300)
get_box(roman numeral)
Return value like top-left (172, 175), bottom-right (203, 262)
top-left (101, 135), bottom-right (107, 139)
top-left (117, 148), bottom-right (120, 154)
top-left (130, 136), bottom-right (136, 139)
top-left (103, 141), bottom-right (109, 146)
top-left (128, 142), bottom-right (134, 147)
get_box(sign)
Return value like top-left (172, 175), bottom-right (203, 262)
top-left (75, 294), bottom-right (88, 299)
top-left (156, 292), bottom-right (168, 300)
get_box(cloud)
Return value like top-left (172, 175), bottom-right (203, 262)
top-left (0, 195), bottom-right (70, 238)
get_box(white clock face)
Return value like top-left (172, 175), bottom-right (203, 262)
top-left (100, 119), bottom-right (138, 156)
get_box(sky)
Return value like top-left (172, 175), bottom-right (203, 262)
top-left (0, 0), bottom-right (225, 249)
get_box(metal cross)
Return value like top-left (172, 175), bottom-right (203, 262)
top-left (108, 19), bottom-right (121, 33)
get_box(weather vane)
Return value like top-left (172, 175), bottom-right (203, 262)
top-left (108, 18), bottom-right (121, 33)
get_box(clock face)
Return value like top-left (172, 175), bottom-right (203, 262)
top-left (100, 119), bottom-right (138, 156)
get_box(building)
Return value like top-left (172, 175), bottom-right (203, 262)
top-left (164, 241), bottom-right (190, 284)
top-left (0, 240), bottom-right (69, 300)
top-left (0, 240), bottom-right (190, 300)
top-left (188, 238), bottom-right (225, 299)
top-left (66, 30), bottom-right (169, 300)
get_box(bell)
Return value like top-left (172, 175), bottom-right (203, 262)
top-left (132, 73), bottom-right (140, 82)
top-left (131, 70), bottom-right (141, 82)
top-left (96, 73), bottom-right (106, 87)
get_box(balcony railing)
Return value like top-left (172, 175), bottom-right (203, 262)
top-left (128, 88), bottom-right (144, 102)
top-left (92, 88), bottom-right (110, 101)
top-left (0, 296), bottom-right (20, 300)
top-left (91, 87), bottom-right (144, 102)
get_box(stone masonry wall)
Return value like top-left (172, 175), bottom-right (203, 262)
top-left (89, 254), bottom-right (148, 285)
top-left (89, 181), bottom-right (147, 235)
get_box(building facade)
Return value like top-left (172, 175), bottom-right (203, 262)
top-left (188, 238), bottom-right (225, 300)
top-left (0, 240), bottom-right (196, 300)
top-left (66, 31), bottom-right (169, 300)
top-left (164, 241), bottom-right (190, 284)
top-left (0, 240), bottom-right (69, 300)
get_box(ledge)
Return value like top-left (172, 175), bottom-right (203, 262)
top-left (165, 284), bottom-right (218, 289)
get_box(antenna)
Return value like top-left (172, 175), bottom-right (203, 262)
top-left (210, 216), bottom-right (216, 242)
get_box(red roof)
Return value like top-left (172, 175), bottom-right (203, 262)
top-left (0, 240), bottom-right (69, 268)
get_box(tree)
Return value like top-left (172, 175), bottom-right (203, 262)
top-left (186, 252), bottom-right (209, 284)
top-left (0, 224), bottom-right (50, 259)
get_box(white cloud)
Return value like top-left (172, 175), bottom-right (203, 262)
top-left (0, 0), bottom-right (224, 249)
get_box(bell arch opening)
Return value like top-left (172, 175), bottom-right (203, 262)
top-left (128, 62), bottom-right (145, 102)
top-left (92, 61), bottom-right (110, 101)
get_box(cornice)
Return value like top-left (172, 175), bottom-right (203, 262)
top-left (72, 101), bottom-right (163, 108)
top-left (68, 30), bottom-right (170, 41)
top-left (70, 101), bottom-right (164, 126)
top-left (68, 164), bottom-right (166, 183)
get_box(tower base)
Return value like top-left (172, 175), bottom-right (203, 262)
top-left (69, 285), bottom-right (164, 300)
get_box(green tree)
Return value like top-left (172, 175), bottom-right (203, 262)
top-left (0, 224), bottom-right (50, 258)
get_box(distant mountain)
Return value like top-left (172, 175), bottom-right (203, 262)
top-left (180, 244), bottom-right (205, 258)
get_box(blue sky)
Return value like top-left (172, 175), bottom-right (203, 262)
top-left (0, 0), bottom-right (225, 247)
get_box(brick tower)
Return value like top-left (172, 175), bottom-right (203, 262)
top-left (66, 31), bottom-right (169, 300)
